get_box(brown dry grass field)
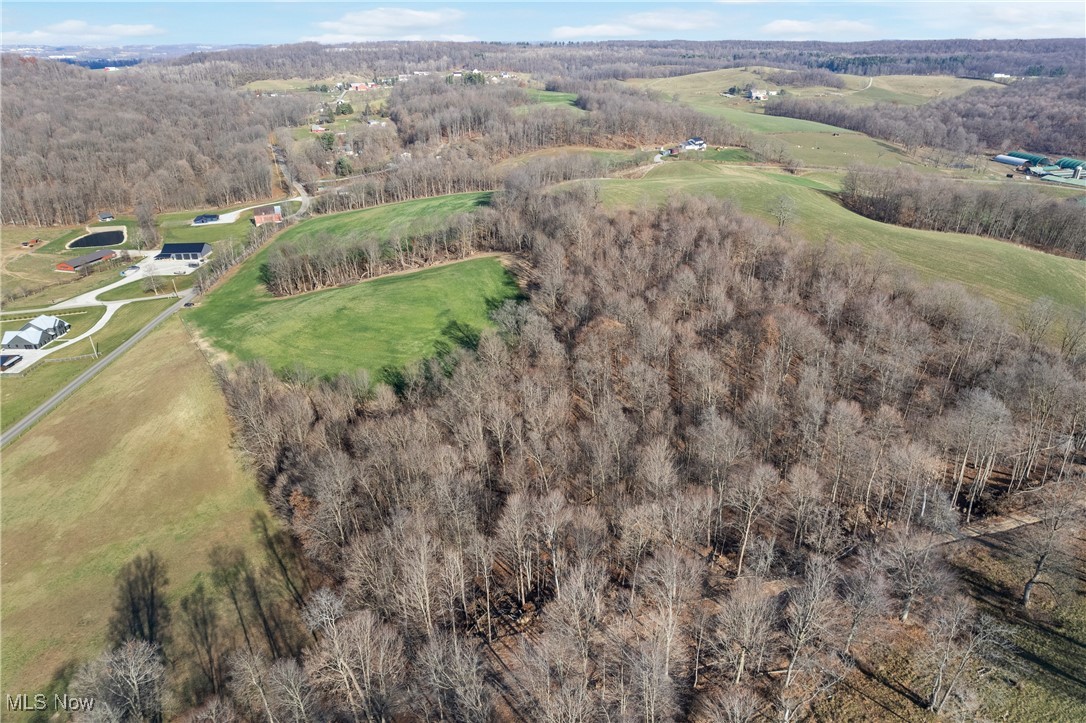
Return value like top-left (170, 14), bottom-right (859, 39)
top-left (0, 316), bottom-right (269, 695)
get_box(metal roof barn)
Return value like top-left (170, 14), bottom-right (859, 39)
top-left (1006, 151), bottom-right (1050, 165)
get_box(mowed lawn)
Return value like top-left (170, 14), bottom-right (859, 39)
top-left (594, 163), bottom-right (1086, 316)
top-left (187, 255), bottom-right (520, 377)
top-left (0, 316), bottom-right (267, 694)
top-left (270, 191), bottom-right (492, 251)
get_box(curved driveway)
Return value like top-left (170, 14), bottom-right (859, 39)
top-left (1, 291), bottom-right (193, 447)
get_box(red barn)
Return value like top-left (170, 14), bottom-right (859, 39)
top-left (56, 249), bottom-right (116, 272)
top-left (253, 205), bottom-right (283, 226)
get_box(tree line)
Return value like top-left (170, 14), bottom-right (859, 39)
top-left (841, 165), bottom-right (1086, 258)
top-left (390, 79), bottom-right (740, 154)
top-left (178, 187), bottom-right (1085, 721)
top-left (765, 78), bottom-right (1086, 158)
top-left (165, 38), bottom-right (1085, 85)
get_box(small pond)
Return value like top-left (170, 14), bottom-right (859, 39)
top-left (68, 230), bottom-right (125, 248)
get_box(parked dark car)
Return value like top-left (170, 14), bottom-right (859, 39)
top-left (193, 214), bottom-right (220, 224)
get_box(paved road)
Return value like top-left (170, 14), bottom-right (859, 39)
top-left (0, 291), bottom-right (194, 448)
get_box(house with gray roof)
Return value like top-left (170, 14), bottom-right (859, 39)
top-left (1, 314), bottom-right (70, 350)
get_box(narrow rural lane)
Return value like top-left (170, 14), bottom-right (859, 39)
top-left (1, 291), bottom-right (194, 448)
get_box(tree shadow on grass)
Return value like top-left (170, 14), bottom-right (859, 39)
top-left (442, 320), bottom-right (481, 352)
top-left (28, 660), bottom-right (81, 723)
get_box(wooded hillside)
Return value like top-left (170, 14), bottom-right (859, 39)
top-left (182, 187), bottom-right (1085, 721)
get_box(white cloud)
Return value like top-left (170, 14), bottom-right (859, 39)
top-left (905, 2), bottom-right (1083, 40)
top-left (966, 3), bottom-right (1084, 38)
top-left (552, 23), bottom-right (640, 40)
top-left (302, 7), bottom-right (472, 43)
top-left (625, 11), bottom-right (719, 32)
top-left (2, 20), bottom-right (164, 46)
top-left (552, 9), bottom-right (720, 39)
top-left (761, 19), bottom-right (878, 39)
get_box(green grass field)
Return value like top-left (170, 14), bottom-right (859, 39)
top-left (524, 88), bottom-right (579, 106)
top-left (96, 274), bottom-right (195, 302)
top-left (0, 299), bottom-right (173, 430)
top-left (270, 191), bottom-right (491, 251)
top-left (1, 316), bottom-right (268, 695)
top-left (628, 68), bottom-right (996, 169)
top-left (591, 162), bottom-right (1086, 316)
top-left (187, 255), bottom-right (520, 378)
top-left (520, 88), bottom-right (585, 115)
top-left (158, 206), bottom-right (259, 247)
top-left (0, 306), bottom-right (105, 336)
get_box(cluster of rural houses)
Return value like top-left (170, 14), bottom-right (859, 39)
top-left (2, 314), bottom-right (71, 351)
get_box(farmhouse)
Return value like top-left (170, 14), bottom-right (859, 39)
top-left (97, 211), bottom-right (114, 222)
top-left (749, 88), bottom-right (768, 100)
top-left (2, 315), bottom-right (70, 350)
top-left (253, 205), bottom-right (283, 226)
top-left (56, 249), bottom-right (116, 272)
top-left (155, 243), bottom-right (212, 261)
top-left (684, 137), bottom-right (707, 151)
top-left (350, 82), bottom-right (367, 91)
top-left (27, 314), bottom-right (71, 338)
top-left (1, 327), bottom-right (46, 350)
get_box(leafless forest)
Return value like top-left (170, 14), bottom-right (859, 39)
top-left (172, 38), bottom-right (1084, 84)
top-left (73, 184), bottom-right (1085, 721)
top-left (841, 166), bottom-right (1086, 258)
top-left (765, 79), bottom-right (1086, 158)
top-left (7, 38), bottom-right (1085, 721)
top-left (0, 56), bottom-right (308, 225)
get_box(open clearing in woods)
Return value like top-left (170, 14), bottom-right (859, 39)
top-left (593, 162), bottom-right (1086, 316)
top-left (0, 316), bottom-right (268, 695)
top-left (187, 255), bottom-right (521, 379)
top-left (269, 191), bottom-right (492, 251)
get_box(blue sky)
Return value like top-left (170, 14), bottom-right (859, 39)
top-left (2, 2), bottom-right (1083, 47)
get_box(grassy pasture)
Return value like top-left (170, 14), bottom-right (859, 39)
top-left (96, 273), bottom-right (196, 302)
top-left (628, 68), bottom-right (996, 168)
top-left (495, 146), bottom-right (641, 172)
top-left (158, 210), bottom-right (256, 248)
top-left (524, 88), bottom-right (579, 107)
top-left (270, 191), bottom-right (491, 251)
top-left (187, 256), bottom-right (519, 379)
top-left (772, 131), bottom-right (908, 168)
top-left (0, 316), bottom-right (267, 695)
top-left (186, 191), bottom-right (510, 377)
top-left (0, 299), bottom-right (173, 431)
top-left (1, 226), bottom-right (136, 310)
top-left (592, 163), bottom-right (1086, 316)
top-left (519, 88), bottom-right (585, 115)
